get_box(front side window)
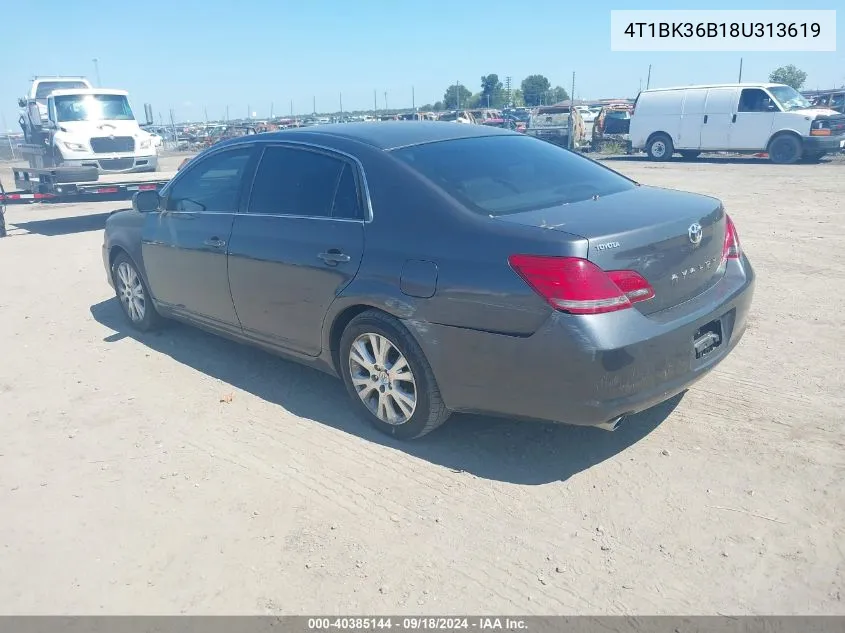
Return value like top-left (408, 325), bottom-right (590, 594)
top-left (738, 88), bottom-right (776, 113)
top-left (165, 147), bottom-right (253, 212)
top-left (53, 94), bottom-right (135, 122)
top-left (248, 146), bottom-right (362, 219)
top-left (393, 134), bottom-right (635, 217)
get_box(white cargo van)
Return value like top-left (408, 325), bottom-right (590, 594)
top-left (629, 83), bottom-right (845, 164)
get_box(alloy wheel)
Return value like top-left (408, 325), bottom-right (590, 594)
top-left (116, 261), bottom-right (146, 323)
top-left (348, 333), bottom-right (417, 425)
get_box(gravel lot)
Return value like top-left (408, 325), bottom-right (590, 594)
top-left (0, 153), bottom-right (843, 615)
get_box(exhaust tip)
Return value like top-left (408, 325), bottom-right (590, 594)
top-left (595, 415), bottom-right (626, 432)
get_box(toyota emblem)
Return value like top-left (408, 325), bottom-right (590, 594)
top-left (688, 223), bottom-right (703, 246)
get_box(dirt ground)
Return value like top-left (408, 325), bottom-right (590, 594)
top-left (0, 153), bottom-right (843, 615)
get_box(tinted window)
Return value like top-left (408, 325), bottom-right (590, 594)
top-left (166, 147), bottom-right (252, 212)
top-left (331, 164), bottom-right (364, 220)
top-left (393, 135), bottom-right (635, 216)
top-left (248, 146), bottom-right (351, 218)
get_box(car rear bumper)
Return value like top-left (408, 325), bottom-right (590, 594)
top-left (802, 134), bottom-right (843, 153)
top-left (413, 256), bottom-right (755, 428)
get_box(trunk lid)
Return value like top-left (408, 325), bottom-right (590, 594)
top-left (494, 185), bottom-right (726, 315)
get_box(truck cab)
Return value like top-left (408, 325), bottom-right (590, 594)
top-left (21, 88), bottom-right (157, 173)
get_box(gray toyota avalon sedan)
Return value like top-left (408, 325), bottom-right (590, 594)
top-left (102, 122), bottom-right (755, 440)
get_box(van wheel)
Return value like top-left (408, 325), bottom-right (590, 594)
top-left (768, 135), bottom-right (801, 165)
top-left (680, 151), bottom-right (700, 160)
top-left (646, 134), bottom-right (674, 161)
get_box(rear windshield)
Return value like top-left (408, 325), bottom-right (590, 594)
top-left (392, 135), bottom-right (635, 216)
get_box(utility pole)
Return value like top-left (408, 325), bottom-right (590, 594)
top-left (738, 57), bottom-right (743, 82)
top-left (373, 89), bottom-right (377, 116)
top-left (313, 96), bottom-right (316, 114)
top-left (270, 102), bottom-right (274, 119)
top-left (505, 76), bottom-right (512, 107)
top-left (384, 92), bottom-right (388, 111)
top-left (456, 81), bottom-right (461, 110)
top-left (247, 104), bottom-right (250, 120)
top-left (92, 58), bottom-right (101, 86)
top-left (339, 92), bottom-right (343, 116)
top-left (204, 107), bottom-right (208, 126)
top-left (646, 64), bottom-right (652, 90)
top-left (412, 86), bottom-right (415, 111)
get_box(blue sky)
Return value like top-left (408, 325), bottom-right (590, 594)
top-left (0, 0), bottom-right (841, 128)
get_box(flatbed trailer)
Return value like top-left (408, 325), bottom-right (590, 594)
top-left (0, 168), bottom-right (174, 238)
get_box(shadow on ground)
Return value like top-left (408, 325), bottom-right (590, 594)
top-left (91, 298), bottom-right (682, 485)
top-left (11, 211), bottom-right (113, 236)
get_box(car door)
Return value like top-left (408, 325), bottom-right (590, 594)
top-left (227, 143), bottom-right (366, 357)
top-left (699, 87), bottom-right (737, 150)
top-left (729, 88), bottom-right (777, 151)
top-left (141, 144), bottom-right (258, 334)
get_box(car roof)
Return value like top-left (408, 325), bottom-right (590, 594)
top-left (251, 121), bottom-right (515, 150)
top-left (640, 82), bottom-right (785, 93)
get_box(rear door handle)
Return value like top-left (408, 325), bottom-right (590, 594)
top-left (203, 237), bottom-right (226, 248)
top-left (703, 115), bottom-right (708, 124)
top-left (731, 113), bottom-right (737, 123)
top-left (318, 249), bottom-right (351, 265)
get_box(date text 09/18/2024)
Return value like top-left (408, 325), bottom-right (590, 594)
top-left (307, 617), bottom-right (528, 631)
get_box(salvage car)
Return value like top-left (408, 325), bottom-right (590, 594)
top-left (103, 122), bottom-right (755, 440)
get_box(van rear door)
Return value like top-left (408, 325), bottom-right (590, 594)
top-left (700, 87), bottom-right (738, 150)
top-left (677, 88), bottom-right (708, 149)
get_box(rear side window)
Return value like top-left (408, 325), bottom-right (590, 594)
top-left (393, 135), bottom-right (635, 217)
top-left (248, 145), bottom-right (362, 219)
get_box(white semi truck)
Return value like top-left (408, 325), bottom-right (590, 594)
top-left (17, 77), bottom-right (159, 175)
top-left (1, 78), bottom-right (171, 235)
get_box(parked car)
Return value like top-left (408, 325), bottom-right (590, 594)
top-left (103, 122), bottom-right (755, 440)
top-left (630, 82), bottom-right (845, 163)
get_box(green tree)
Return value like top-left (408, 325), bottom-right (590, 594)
top-left (547, 86), bottom-right (570, 104)
top-left (443, 84), bottom-right (473, 109)
top-left (521, 74), bottom-right (551, 106)
top-left (769, 65), bottom-right (808, 90)
top-left (511, 89), bottom-right (525, 107)
top-left (480, 73), bottom-right (504, 107)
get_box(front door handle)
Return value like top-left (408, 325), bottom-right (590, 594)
top-left (203, 237), bottom-right (226, 249)
top-left (703, 114), bottom-right (708, 124)
top-left (318, 249), bottom-right (351, 265)
top-left (731, 113), bottom-right (737, 123)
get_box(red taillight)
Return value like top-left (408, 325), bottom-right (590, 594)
top-left (722, 214), bottom-right (742, 261)
top-left (508, 255), bottom-right (655, 315)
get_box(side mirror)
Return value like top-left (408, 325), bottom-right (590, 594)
top-left (132, 189), bottom-right (160, 213)
top-left (17, 97), bottom-right (26, 108)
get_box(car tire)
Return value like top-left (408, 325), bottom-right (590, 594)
top-left (646, 134), bottom-right (674, 161)
top-left (680, 150), bottom-right (701, 160)
top-left (339, 310), bottom-right (451, 440)
top-left (768, 134), bottom-right (802, 165)
top-left (111, 252), bottom-right (162, 332)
